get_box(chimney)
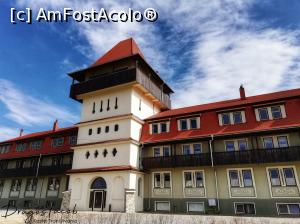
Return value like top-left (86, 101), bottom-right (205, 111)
top-left (53, 119), bottom-right (59, 131)
top-left (19, 129), bottom-right (24, 137)
top-left (239, 85), bottom-right (246, 100)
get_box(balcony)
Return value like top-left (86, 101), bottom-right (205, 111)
top-left (0, 164), bottom-right (72, 178)
top-left (70, 68), bottom-right (171, 108)
top-left (142, 153), bottom-right (211, 169)
top-left (214, 146), bottom-right (300, 165)
top-left (142, 147), bottom-right (300, 169)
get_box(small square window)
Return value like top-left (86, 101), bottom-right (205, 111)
top-left (190, 118), bottom-right (198, 129)
top-left (258, 108), bottom-right (269, 121)
top-left (222, 113), bottom-right (231, 125)
top-left (97, 127), bottom-right (101, 134)
top-left (187, 202), bottom-right (204, 213)
top-left (88, 129), bottom-right (93, 135)
top-left (180, 120), bottom-right (188, 130)
top-left (154, 147), bottom-right (160, 157)
top-left (271, 106), bottom-right (282, 119)
top-left (235, 203), bottom-right (255, 215)
top-left (105, 126), bottom-right (109, 133)
top-left (193, 144), bottom-right (202, 154)
top-left (152, 124), bottom-right (158, 134)
top-left (238, 140), bottom-right (247, 151)
top-left (161, 123), bottom-right (167, 133)
top-left (233, 112), bottom-right (243, 124)
top-left (263, 137), bottom-right (274, 149)
top-left (114, 124), bottom-right (119, 132)
top-left (277, 136), bottom-right (289, 148)
top-left (155, 201), bottom-right (170, 212)
top-left (225, 141), bottom-right (235, 151)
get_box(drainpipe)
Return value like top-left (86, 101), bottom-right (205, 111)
top-left (209, 135), bottom-right (220, 213)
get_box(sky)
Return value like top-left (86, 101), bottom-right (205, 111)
top-left (0, 0), bottom-right (300, 141)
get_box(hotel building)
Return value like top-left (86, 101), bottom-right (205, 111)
top-left (1, 38), bottom-right (300, 216)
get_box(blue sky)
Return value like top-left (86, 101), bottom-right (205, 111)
top-left (0, 0), bottom-right (300, 140)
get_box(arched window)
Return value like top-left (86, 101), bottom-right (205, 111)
top-left (91, 177), bottom-right (107, 189)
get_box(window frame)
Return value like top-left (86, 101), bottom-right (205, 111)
top-left (228, 168), bottom-right (255, 188)
top-left (277, 203), bottom-right (300, 215)
top-left (52, 137), bottom-right (64, 148)
top-left (183, 170), bottom-right (205, 190)
top-left (186, 202), bottom-right (205, 213)
top-left (234, 202), bottom-right (256, 215)
top-left (258, 107), bottom-right (269, 121)
top-left (271, 106), bottom-right (282, 119)
top-left (30, 140), bottom-right (43, 150)
top-left (155, 201), bottom-right (170, 212)
top-left (152, 172), bottom-right (172, 189)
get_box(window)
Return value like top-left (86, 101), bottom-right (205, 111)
top-left (16, 160), bottom-right (24, 169)
top-left (88, 129), bottom-right (93, 135)
top-left (222, 113), bottom-right (231, 125)
top-left (97, 127), bottom-right (101, 134)
top-left (183, 171), bottom-right (204, 188)
top-left (69, 136), bottom-right (77, 145)
top-left (92, 102), bottom-right (95, 114)
top-left (187, 202), bottom-right (205, 213)
top-left (283, 168), bottom-right (296, 186)
top-left (190, 118), bottom-right (198, 129)
top-left (178, 117), bottom-right (199, 130)
top-left (114, 124), bottom-right (119, 132)
top-left (100, 100), bottom-right (103, 112)
top-left (30, 140), bottom-right (43, 150)
top-left (269, 168), bottom-right (281, 186)
top-left (229, 169), bottom-right (253, 188)
top-left (163, 146), bottom-right (170, 156)
top-left (155, 201), bottom-right (170, 212)
top-left (193, 144), bottom-right (202, 154)
top-left (277, 136), bottom-right (289, 148)
top-left (11, 179), bottom-right (21, 191)
top-left (115, 97), bottom-right (118, 109)
top-left (263, 137), bottom-right (274, 149)
top-left (258, 108), bottom-right (269, 120)
top-left (235, 203), bottom-right (255, 215)
top-left (182, 144), bottom-right (191, 155)
top-left (105, 126), bottom-right (109, 133)
top-left (52, 137), bottom-right (64, 148)
top-left (225, 141), bottom-right (235, 151)
top-left (271, 106), bottom-right (282, 119)
top-left (242, 170), bottom-right (253, 187)
top-left (277, 204), bottom-right (300, 215)
top-left (16, 143), bottom-right (27, 152)
top-left (107, 99), bottom-right (110, 111)
top-left (153, 172), bottom-right (171, 188)
top-left (154, 147), bottom-right (160, 157)
top-left (180, 119), bottom-right (188, 130)
top-left (0, 144), bottom-right (11, 154)
top-left (233, 111), bottom-right (243, 124)
top-left (25, 178), bottom-right (37, 191)
top-left (229, 170), bottom-right (240, 187)
top-left (48, 177), bottom-right (60, 191)
top-left (238, 140), bottom-right (247, 151)
top-left (161, 123), bottom-right (167, 133)
top-left (152, 123), bottom-right (158, 134)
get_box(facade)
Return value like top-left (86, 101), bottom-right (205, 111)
top-left (1, 38), bottom-right (300, 216)
top-left (0, 122), bottom-right (77, 209)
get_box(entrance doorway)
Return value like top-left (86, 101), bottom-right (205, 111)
top-left (89, 177), bottom-right (107, 211)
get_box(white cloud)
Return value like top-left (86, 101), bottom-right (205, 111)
top-left (0, 126), bottom-right (19, 141)
top-left (15, 0), bottom-right (300, 108)
top-left (0, 79), bottom-right (79, 127)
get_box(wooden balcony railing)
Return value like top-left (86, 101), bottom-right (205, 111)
top-left (0, 164), bottom-right (72, 178)
top-left (142, 153), bottom-right (211, 169)
top-left (142, 147), bottom-right (300, 169)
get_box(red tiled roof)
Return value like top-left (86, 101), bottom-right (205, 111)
top-left (91, 38), bottom-right (145, 67)
top-left (147, 88), bottom-right (300, 120)
top-left (141, 88), bottom-right (300, 144)
top-left (0, 126), bottom-right (77, 144)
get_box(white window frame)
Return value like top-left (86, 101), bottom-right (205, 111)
top-left (177, 117), bottom-right (200, 131)
top-left (182, 170), bottom-right (206, 198)
top-left (255, 104), bottom-right (286, 121)
top-left (276, 203), bottom-right (300, 215)
top-left (152, 146), bottom-right (171, 157)
top-left (261, 135), bottom-right (290, 149)
top-left (224, 139), bottom-right (248, 151)
top-left (181, 143), bottom-right (202, 155)
top-left (234, 202), bottom-right (256, 215)
top-left (218, 111), bottom-right (246, 126)
top-left (150, 121), bottom-right (170, 134)
top-left (266, 166), bottom-right (300, 198)
top-left (186, 202), bottom-right (205, 213)
top-left (155, 201), bottom-right (170, 212)
top-left (227, 168), bottom-right (257, 198)
top-left (152, 172), bottom-right (172, 189)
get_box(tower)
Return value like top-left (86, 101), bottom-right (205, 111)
top-left (67, 38), bottom-right (173, 212)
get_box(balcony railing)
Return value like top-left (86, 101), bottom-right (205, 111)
top-left (0, 164), bottom-right (72, 178)
top-left (142, 153), bottom-right (211, 169)
top-left (214, 146), bottom-right (300, 165)
top-left (142, 147), bottom-right (300, 169)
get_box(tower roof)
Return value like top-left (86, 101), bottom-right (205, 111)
top-left (91, 38), bottom-right (145, 67)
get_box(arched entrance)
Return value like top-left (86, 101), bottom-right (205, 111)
top-left (89, 177), bottom-right (107, 211)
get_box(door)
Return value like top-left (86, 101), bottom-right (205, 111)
top-left (93, 191), bottom-right (103, 209)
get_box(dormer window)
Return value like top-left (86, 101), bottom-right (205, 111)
top-left (178, 117), bottom-right (200, 131)
top-left (219, 111), bottom-right (245, 126)
top-left (255, 105), bottom-right (286, 121)
top-left (150, 121), bottom-right (170, 134)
